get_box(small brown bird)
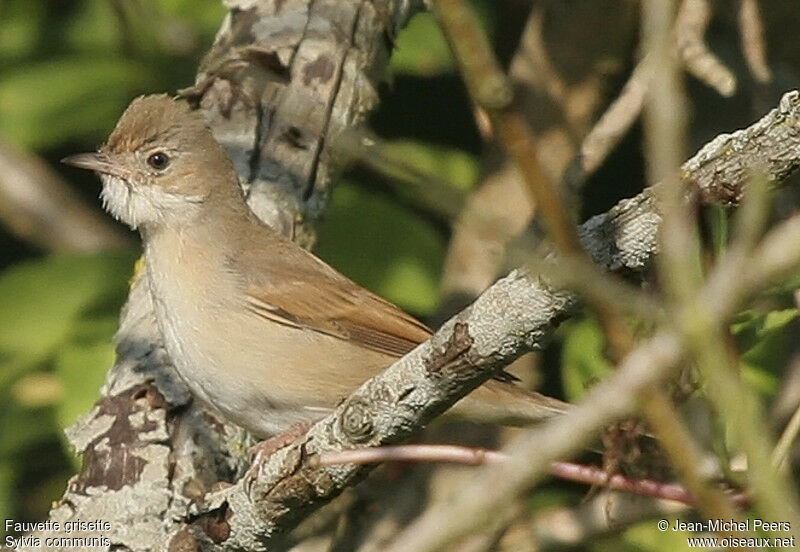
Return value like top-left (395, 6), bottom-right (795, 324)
top-left (63, 94), bottom-right (566, 439)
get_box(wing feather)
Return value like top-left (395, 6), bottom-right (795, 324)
top-left (244, 263), bottom-right (431, 358)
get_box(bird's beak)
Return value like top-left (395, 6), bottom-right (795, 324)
top-left (61, 152), bottom-right (122, 177)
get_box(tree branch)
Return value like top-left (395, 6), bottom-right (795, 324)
top-left (31, 1), bottom-right (423, 551)
top-left (26, 1), bottom-right (800, 549)
top-left (188, 89), bottom-right (800, 549)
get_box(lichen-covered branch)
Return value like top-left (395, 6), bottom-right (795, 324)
top-left (384, 205), bottom-right (800, 552)
top-left (17, 1), bottom-right (800, 550)
top-left (26, 2), bottom-right (422, 551)
top-left (186, 90), bottom-right (800, 550)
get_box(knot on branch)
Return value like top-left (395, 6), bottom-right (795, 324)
top-left (340, 397), bottom-right (375, 443)
top-left (426, 322), bottom-right (475, 373)
top-left (200, 502), bottom-right (232, 545)
top-left (779, 90), bottom-right (800, 119)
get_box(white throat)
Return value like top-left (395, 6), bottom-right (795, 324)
top-left (100, 174), bottom-right (204, 230)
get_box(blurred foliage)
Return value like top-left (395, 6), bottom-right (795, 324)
top-left (0, 1), bottom-right (799, 551)
top-left (0, 0), bottom-right (485, 533)
top-left (317, 179), bottom-right (446, 314)
top-left (559, 316), bottom-right (615, 403)
top-left (0, 252), bottom-right (135, 526)
top-left (390, 12), bottom-right (455, 76)
top-left (0, 0), bottom-right (225, 150)
top-left (381, 139), bottom-right (479, 192)
top-left (732, 308), bottom-right (799, 399)
top-left (0, 0), bottom-right (223, 532)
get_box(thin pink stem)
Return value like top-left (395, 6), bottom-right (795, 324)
top-left (316, 444), bottom-right (748, 507)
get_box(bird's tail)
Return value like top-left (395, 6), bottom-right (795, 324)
top-left (448, 379), bottom-right (569, 426)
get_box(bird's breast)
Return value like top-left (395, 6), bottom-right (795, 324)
top-left (141, 230), bottom-right (389, 437)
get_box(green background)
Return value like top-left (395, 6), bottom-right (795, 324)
top-left (1, 2), bottom-right (799, 551)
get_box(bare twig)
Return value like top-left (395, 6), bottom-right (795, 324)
top-left (773, 404), bottom-right (800, 471)
top-left (523, 485), bottom-right (767, 550)
top-left (317, 444), bottom-right (749, 507)
top-left (441, 2), bottom-right (615, 302)
top-left (384, 203), bottom-right (800, 552)
top-left (383, 332), bottom-right (683, 552)
top-left (435, 2), bottom-right (743, 536)
top-left (738, 0), bottom-right (772, 84)
top-left (431, 0), bottom-right (579, 254)
top-left (440, 159), bottom-right (533, 305)
top-left (572, 59), bottom-right (651, 182)
top-left (643, 0), bottom-right (748, 538)
top-left (318, 444), bottom-right (506, 467)
top-left (526, 491), bottom-right (690, 549)
top-left (0, 140), bottom-right (132, 252)
top-left (658, 0), bottom-right (800, 530)
top-left (675, 0), bottom-right (737, 97)
top-left (514, 249), bottom-right (663, 324)
top-left (639, 391), bottom-right (744, 524)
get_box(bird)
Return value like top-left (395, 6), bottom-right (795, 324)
top-left (63, 94), bottom-right (567, 440)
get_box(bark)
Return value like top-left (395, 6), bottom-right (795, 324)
top-left (191, 91), bottom-right (800, 550)
top-left (15, 0), bottom-right (800, 549)
top-left (18, 1), bottom-right (421, 551)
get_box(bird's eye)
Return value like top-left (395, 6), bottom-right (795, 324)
top-left (147, 152), bottom-right (170, 170)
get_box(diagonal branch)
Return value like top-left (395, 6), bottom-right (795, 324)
top-left (188, 89), bottom-right (800, 549)
top-left (35, 2), bottom-right (425, 551)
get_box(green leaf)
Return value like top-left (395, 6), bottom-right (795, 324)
top-left (0, 252), bottom-right (136, 368)
top-left (731, 308), bottom-right (799, 399)
top-left (0, 58), bottom-right (154, 149)
top-left (560, 316), bottom-right (614, 401)
top-left (0, 1), bottom-right (45, 62)
top-left (391, 13), bottom-right (455, 76)
top-left (382, 140), bottom-right (479, 191)
top-left (315, 180), bottom-right (444, 315)
top-left (53, 341), bottom-right (114, 431)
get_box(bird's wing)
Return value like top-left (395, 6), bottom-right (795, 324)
top-left (243, 250), bottom-right (432, 358)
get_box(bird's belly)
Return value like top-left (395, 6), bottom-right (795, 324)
top-left (146, 268), bottom-right (387, 437)
top-left (154, 302), bottom-right (327, 436)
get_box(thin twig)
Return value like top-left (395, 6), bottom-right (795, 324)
top-left (432, 0), bottom-right (579, 255)
top-left (526, 491), bottom-right (689, 549)
top-left (573, 59), bottom-right (651, 182)
top-left (318, 444), bottom-right (749, 507)
top-left (642, 0), bottom-right (749, 539)
top-left (738, 0), bottom-right (772, 84)
top-left (515, 251), bottom-right (663, 324)
top-left (0, 141), bottom-right (133, 252)
top-left (639, 391), bottom-right (745, 526)
top-left (383, 332), bottom-right (683, 552)
top-left (772, 404), bottom-right (800, 471)
top-left (384, 203), bottom-right (800, 552)
top-left (675, 0), bottom-right (737, 97)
